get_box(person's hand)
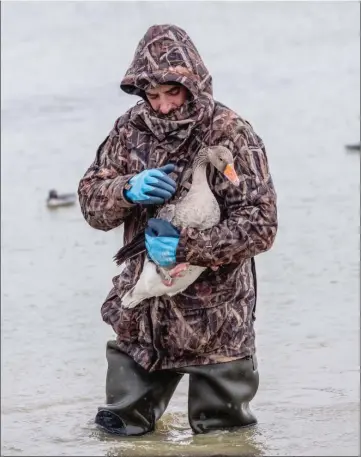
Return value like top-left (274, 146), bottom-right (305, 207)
top-left (124, 164), bottom-right (176, 205)
top-left (145, 218), bottom-right (180, 267)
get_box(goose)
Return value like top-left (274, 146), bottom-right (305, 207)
top-left (46, 189), bottom-right (77, 208)
top-left (115, 145), bottom-right (240, 309)
top-left (345, 143), bottom-right (360, 152)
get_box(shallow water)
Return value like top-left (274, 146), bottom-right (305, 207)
top-left (1, 2), bottom-right (360, 456)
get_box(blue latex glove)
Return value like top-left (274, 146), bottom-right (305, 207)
top-left (145, 218), bottom-right (180, 267)
top-left (124, 164), bottom-right (176, 205)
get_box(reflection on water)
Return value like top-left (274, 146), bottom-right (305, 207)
top-left (98, 413), bottom-right (267, 457)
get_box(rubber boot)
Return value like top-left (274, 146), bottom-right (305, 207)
top-left (95, 341), bottom-right (183, 436)
top-left (186, 355), bottom-right (259, 434)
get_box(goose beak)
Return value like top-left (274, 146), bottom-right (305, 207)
top-left (223, 164), bottom-right (240, 186)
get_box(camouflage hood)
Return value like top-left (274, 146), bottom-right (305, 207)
top-left (120, 24), bottom-right (215, 146)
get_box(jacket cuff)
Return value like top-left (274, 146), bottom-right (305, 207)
top-left (175, 229), bottom-right (190, 263)
top-left (111, 174), bottom-right (137, 208)
top-left (175, 227), bottom-right (213, 267)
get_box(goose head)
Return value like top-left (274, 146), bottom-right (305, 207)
top-left (48, 189), bottom-right (58, 199)
top-left (207, 146), bottom-right (240, 186)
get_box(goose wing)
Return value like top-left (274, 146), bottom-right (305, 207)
top-left (113, 203), bottom-right (178, 266)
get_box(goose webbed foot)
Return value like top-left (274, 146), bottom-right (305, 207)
top-left (157, 263), bottom-right (190, 287)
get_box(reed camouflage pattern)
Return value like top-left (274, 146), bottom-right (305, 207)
top-left (78, 24), bottom-right (278, 372)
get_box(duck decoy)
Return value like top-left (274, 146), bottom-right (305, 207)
top-left (46, 189), bottom-right (77, 208)
top-left (114, 145), bottom-right (240, 309)
top-left (345, 143), bottom-right (360, 152)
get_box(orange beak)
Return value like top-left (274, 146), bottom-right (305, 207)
top-left (224, 163), bottom-right (240, 186)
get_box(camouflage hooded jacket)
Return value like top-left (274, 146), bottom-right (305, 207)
top-left (78, 25), bottom-right (278, 372)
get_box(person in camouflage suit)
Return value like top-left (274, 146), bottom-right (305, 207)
top-left (78, 24), bottom-right (278, 436)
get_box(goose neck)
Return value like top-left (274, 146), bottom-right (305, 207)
top-left (192, 154), bottom-right (209, 185)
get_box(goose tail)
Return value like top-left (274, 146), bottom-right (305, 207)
top-left (113, 231), bottom-right (146, 266)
